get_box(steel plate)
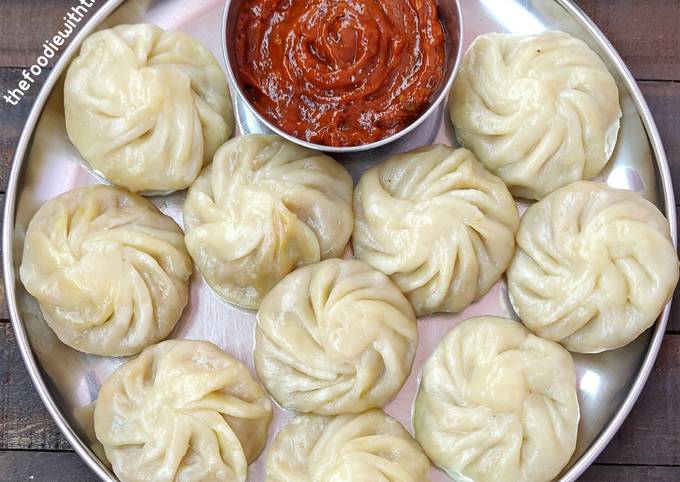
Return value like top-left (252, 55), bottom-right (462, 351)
top-left (2, 0), bottom-right (676, 481)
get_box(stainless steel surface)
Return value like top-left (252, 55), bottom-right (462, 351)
top-left (221, 0), bottom-right (464, 153)
top-left (2, 0), bottom-right (675, 481)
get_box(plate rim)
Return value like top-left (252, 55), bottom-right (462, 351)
top-left (2, 0), bottom-right (676, 481)
top-left (2, 2), bottom-right (128, 479)
top-left (551, 0), bottom-right (677, 478)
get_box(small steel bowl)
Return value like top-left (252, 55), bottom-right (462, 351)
top-left (221, 0), bottom-right (464, 153)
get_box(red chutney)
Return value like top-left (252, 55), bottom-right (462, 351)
top-left (234, 0), bottom-right (447, 147)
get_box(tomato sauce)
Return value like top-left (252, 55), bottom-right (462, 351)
top-left (234, 0), bottom-right (447, 147)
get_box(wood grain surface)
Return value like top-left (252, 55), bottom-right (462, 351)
top-left (1, 0), bottom-right (679, 480)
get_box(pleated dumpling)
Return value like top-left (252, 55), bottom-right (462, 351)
top-left (94, 340), bottom-right (273, 482)
top-left (450, 30), bottom-right (621, 200)
top-left (254, 259), bottom-right (417, 415)
top-left (64, 23), bottom-right (233, 193)
top-left (414, 317), bottom-right (579, 482)
top-left (353, 145), bottom-right (519, 316)
top-left (19, 186), bottom-right (192, 356)
top-left (183, 134), bottom-right (354, 309)
top-left (266, 410), bottom-right (431, 482)
top-left (508, 181), bottom-right (679, 353)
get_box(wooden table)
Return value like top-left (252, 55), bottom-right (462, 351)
top-left (1, 1), bottom-right (679, 480)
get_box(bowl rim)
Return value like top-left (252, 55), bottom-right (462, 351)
top-left (220, 0), bottom-right (465, 153)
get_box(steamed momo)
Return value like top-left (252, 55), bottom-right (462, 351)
top-left (414, 317), bottom-right (579, 482)
top-left (183, 134), bottom-right (354, 309)
top-left (64, 24), bottom-right (234, 193)
top-left (450, 30), bottom-right (621, 200)
top-left (254, 259), bottom-right (417, 415)
top-left (95, 340), bottom-right (272, 482)
top-left (508, 181), bottom-right (679, 353)
top-left (266, 410), bottom-right (431, 482)
top-left (353, 145), bottom-right (519, 316)
top-left (19, 186), bottom-right (192, 356)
